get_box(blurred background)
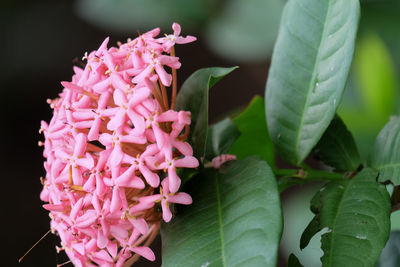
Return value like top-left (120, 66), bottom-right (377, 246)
top-left (2, 0), bottom-right (399, 266)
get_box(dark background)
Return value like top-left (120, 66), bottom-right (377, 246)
top-left (1, 1), bottom-right (268, 266)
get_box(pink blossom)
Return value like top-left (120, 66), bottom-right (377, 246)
top-left (39, 23), bottom-right (198, 266)
top-left (130, 179), bottom-right (192, 222)
top-left (159, 22), bottom-right (197, 52)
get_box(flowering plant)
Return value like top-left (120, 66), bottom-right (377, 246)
top-left (39, 24), bottom-right (202, 266)
top-left (31, 0), bottom-right (400, 266)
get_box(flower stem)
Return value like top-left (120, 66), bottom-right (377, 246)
top-left (151, 81), bottom-right (167, 111)
top-left (276, 168), bottom-right (349, 193)
top-left (158, 80), bottom-right (169, 112)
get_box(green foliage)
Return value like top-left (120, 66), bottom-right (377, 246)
top-left (161, 157), bottom-right (282, 267)
top-left (369, 116), bottom-right (400, 185)
top-left (265, 0), bottom-right (360, 165)
top-left (314, 115), bottom-right (361, 172)
top-left (176, 67), bottom-right (237, 161)
top-left (301, 168), bottom-right (391, 266)
top-left (229, 96), bottom-right (275, 166)
top-left (206, 118), bottom-right (241, 160)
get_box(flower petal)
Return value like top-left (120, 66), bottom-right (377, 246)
top-left (161, 199), bottom-right (173, 222)
top-left (139, 165), bottom-right (160, 188)
top-left (168, 192), bottom-right (192, 205)
top-left (110, 187), bottom-right (122, 214)
top-left (174, 156), bottom-right (199, 168)
top-left (131, 247), bottom-right (155, 261)
top-left (167, 167), bottom-right (181, 194)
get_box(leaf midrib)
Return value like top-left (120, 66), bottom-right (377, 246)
top-left (326, 180), bottom-right (351, 266)
top-left (215, 174), bottom-right (227, 267)
top-left (294, 0), bottom-right (331, 164)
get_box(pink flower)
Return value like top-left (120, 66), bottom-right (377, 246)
top-left (130, 179), bottom-right (192, 222)
top-left (159, 22), bottom-right (197, 52)
top-left (39, 23), bottom-right (198, 266)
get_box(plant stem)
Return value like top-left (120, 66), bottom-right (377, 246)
top-left (150, 79), bottom-right (166, 111)
top-left (158, 80), bottom-right (169, 111)
top-left (274, 168), bottom-right (348, 181)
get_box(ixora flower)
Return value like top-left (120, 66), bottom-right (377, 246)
top-left (38, 23), bottom-right (198, 267)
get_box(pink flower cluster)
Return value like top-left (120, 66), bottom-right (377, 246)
top-left (39, 23), bottom-right (198, 266)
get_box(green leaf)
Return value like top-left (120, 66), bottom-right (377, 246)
top-left (377, 231), bottom-right (400, 267)
top-left (288, 253), bottom-right (304, 267)
top-left (178, 168), bottom-right (199, 187)
top-left (161, 157), bottom-right (283, 267)
top-left (205, 118), bottom-right (241, 160)
top-left (176, 67), bottom-right (237, 161)
top-left (265, 0), bottom-right (360, 165)
top-left (314, 115), bottom-right (361, 171)
top-left (205, 0), bottom-right (285, 62)
top-left (300, 168), bottom-right (391, 266)
top-left (229, 96), bottom-right (275, 166)
top-left (369, 116), bottom-right (400, 185)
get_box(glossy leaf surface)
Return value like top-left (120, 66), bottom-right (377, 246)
top-left (229, 96), bottom-right (275, 166)
top-left (265, 0), bottom-right (360, 165)
top-left (161, 157), bottom-right (282, 267)
top-left (314, 115), bottom-right (360, 171)
top-left (176, 67), bottom-right (237, 161)
top-left (369, 116), bottom-right (400, 185)
top-left (206, 118), bottom-right (241, 160)
top-left (301, 168), bottom-right (391, 266)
